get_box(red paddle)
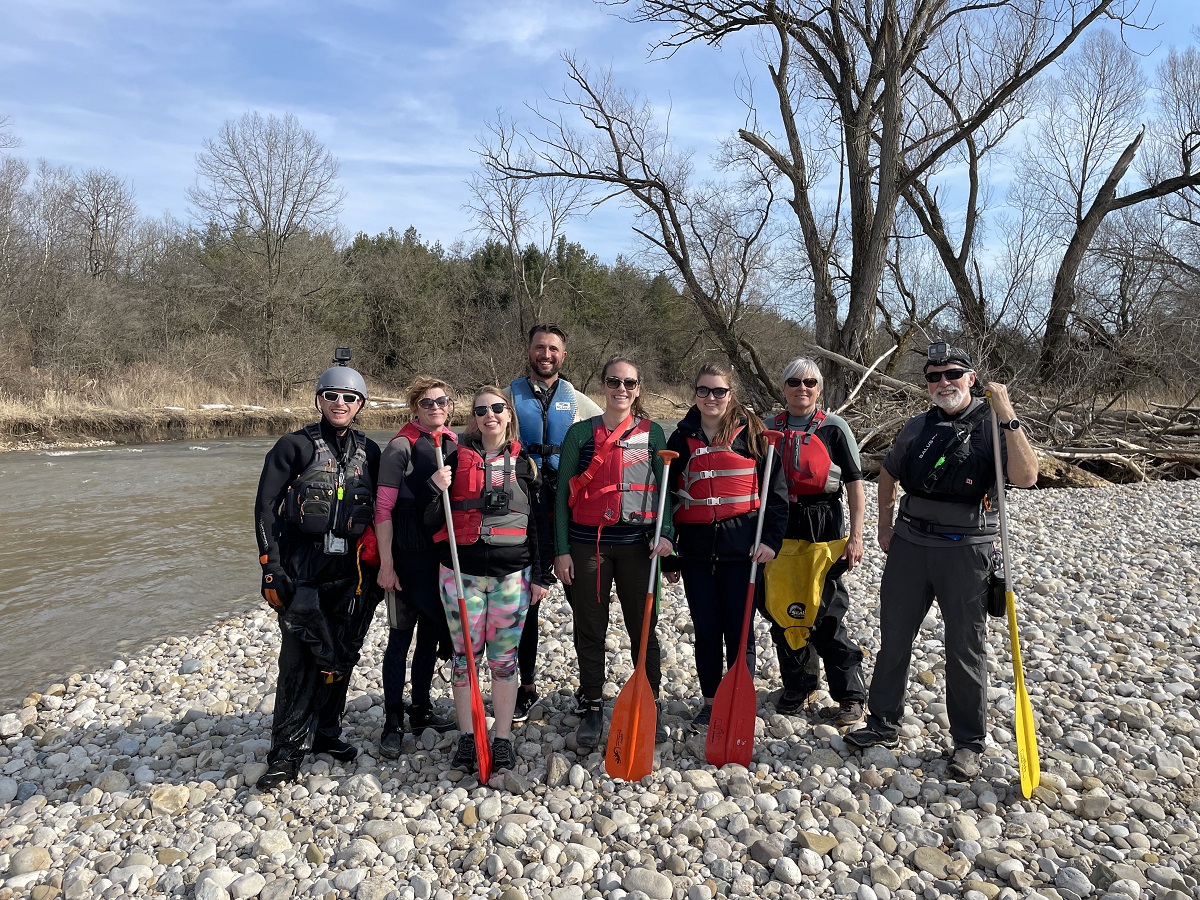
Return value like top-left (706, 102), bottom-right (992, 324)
top-left (435, 441), bottom-right (492, 783)
top-left (604, 449), bottom-right (678, 781)
top-left (706, 429), bottom-right (782, 768)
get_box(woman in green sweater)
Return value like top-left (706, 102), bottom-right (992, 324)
top-left (553, 356), bottom-right (674, 750)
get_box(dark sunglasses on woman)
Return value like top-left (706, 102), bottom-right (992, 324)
top-left (473, 402), bottom-right (508, 416)
top-left (694, 385), bottom-right (730, 399)
top-left (417, 396), bottom-right (451, 410)
top-left (785, 377), bottom-right (819, 389)
top-left (603, 376), bottom-right (639, 390)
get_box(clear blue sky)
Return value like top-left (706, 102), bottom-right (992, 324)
top-left (1, 0), bottom-right (1194, 262)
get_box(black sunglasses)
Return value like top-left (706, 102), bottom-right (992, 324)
top-left (785, 377), bottom-right (819, 389)
top-left (694, 385), bottom-right (730, 399)
top-left (320, 391), bottom-right (361, 404)
top-left (603, 376), bottom-right (640, 390)
top-left (473, 402), bottom-right (508, 417)
top-left (417, 396), bottom-right (451, 410)
top-left (925, 368), bottom-right (970, 383)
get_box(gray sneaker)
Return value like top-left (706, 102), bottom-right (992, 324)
top-left (819, 700), bottom-right (865, 728)
top-left (949, 747), bottom-right (981, 780)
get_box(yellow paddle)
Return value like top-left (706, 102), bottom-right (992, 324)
top-left (988, 390), bottom-right (1040, 798)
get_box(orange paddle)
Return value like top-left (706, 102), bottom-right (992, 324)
top-left (605, 449), bottom-right (678, 781)
top-left (706, 430), bottom-right (782, 768)
top-left (435, 441), bottom-right (492, 783)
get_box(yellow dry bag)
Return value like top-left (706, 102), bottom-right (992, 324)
top-left (763, 537), bottom-right (848, 650)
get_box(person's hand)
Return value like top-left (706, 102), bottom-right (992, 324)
top-left (983, 381), bottom-right (1016, 421)
top-left (650, 537), bottom-right (673, 559)
top-left (554, 554), bottom-right (574, 585)
top-left (878, 522), bottom-right (893, 553)
top-left (376, 564), bottom-right (399, 591)
top-left (260, 562), bottom-right (293, 610)
top-left (843, 533), bottom-right (864, 570)
top-left (751, 544), bottom-right (776, 564)
top-left (431, 465), bottom-right (452, 491)
top-left (531, 584), bottom-right (548, 606)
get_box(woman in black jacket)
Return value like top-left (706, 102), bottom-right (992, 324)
top-left (426, 386), bottom-right (551, 773)
top-left (667, 362), bottom-right (788, 730)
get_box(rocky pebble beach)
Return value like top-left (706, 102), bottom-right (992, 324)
top-left (2, 479), bottom-right (1200, 900)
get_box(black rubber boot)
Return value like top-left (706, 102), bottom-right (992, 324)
top-left (255, 758), bottom-right (299, 790)
top-left (311, 736), bottom-right (358, 763)
top-left (576, 701), bottom-right (604, 750)
top-left (379, 704), bottom-right (405, 760)
top-left (408, 701), bottom-right (455, 734)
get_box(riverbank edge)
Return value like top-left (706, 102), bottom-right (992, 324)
top-left (0, 407), bottom-right (415, 453)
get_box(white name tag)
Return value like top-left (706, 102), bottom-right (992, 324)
top-left (554, 402), bottom-right (572, 411)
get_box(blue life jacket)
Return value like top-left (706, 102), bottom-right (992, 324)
top-left (510, 376), bottom-right (577, 475)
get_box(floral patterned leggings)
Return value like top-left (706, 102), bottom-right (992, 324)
top-left (439, 566), bottom-right (530, 686)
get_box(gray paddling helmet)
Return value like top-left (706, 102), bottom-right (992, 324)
top-left (316, 366), bottom-right (368, 402)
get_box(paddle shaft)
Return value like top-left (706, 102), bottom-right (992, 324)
top-left (435, 440), bottom-right (492, 781)
top-left (988, 397), bottom-right (1039, 797)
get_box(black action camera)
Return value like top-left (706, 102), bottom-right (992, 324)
top-left (483, 490), bottom-right (511, 515)
top-left (928, 342), bottom-right (949, 364)
top-left (333, 347), bottom-right (352, 365)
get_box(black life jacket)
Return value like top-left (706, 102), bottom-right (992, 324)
top-left (284, 424), bottom-right (375, 538)
top-left (897, 403), bottom-right (993, 504)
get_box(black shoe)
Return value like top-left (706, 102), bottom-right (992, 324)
top-left (844, 724), bottom-right (899, 750)
top-left (452, 733), bottom-right (477, 771)
top-left (655, 700), bottom-right (669, 743)
top-left (690, 704), bottom-right (712, 732)
top-left (311, 736), bottom-right (358, 763)
top-left (379, 706), bottom-right (405, 760)
top-left (572, 688), bottom-right (589, 715)
top-left (819, 700), bottom-right (866, 727)
top-left (513, 687), bottom-right (538, 725)
top-left (777, 689), bottom-right (815, 715)
top-left (492, 737), bottom-right (516, 771)
top-left (255, 759), bottom-right (299, 790)
top-left (408, 702), bottom-right (455, 734)
top-left (576, 701), bottom-right (604, 749)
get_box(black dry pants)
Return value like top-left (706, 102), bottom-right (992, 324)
top-left (864, 534), bottom-right (990, 753)
top-left (681, 558), bottom-right (759, 700)
top-left (382, 549), bottom-right (451, 709)
top-left (517, 488), bottom-right (557, 686)
top-left (569, 541), bottom-right (660, 702)
top-left (766, 559), bottom-right (866, 704)
top-left (268, 553), bottom-right (380, 766)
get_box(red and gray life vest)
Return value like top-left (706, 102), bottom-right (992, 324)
top-left (773, 410), bottom-right (843, 501)
top-left (434, 441), bottom-right (531, 546)
top-left (568, 416), bottom-right (659, 526)
top-left (284, 423), bottom-right (375, 538)
top-left (674, 426), bottom-right (760, 524)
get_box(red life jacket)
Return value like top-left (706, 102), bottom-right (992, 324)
top-left (674, 426), bottom-right (761, 524)
top-left (773, 410), bottom-right (842, 500)
top-left (434, 441), bottom-right (530, 546)
top-left (569, 416), bottom-right (658, 526)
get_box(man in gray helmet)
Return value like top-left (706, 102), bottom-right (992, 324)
top-left (846, 344), bottom-right (1037, 781)
top-left (253, 352), bottom-right (383, 790)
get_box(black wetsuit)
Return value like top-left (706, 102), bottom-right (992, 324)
top-left (254, 419), bottom-right (382, 767)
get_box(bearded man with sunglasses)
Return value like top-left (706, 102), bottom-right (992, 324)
top-left (846, 345), bottom-right (1037, 782)
top-left (253, 356), bottom-right (383, 790)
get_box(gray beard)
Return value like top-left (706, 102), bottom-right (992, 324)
top-left (931, 387), bottom-right (967, 413)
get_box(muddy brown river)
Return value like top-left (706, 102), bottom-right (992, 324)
top-left (0, 432), bottom-right (399, 711)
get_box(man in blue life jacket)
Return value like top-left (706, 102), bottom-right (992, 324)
top-left (253, 352), bottom-right (383, 790)
top-left (508, 323), bottom-right (602, 722)
top-left (845, 344), bottom-right (1037, 781)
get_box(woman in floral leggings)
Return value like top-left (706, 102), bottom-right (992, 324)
top-left (426, 386), bottom-right (551, 773)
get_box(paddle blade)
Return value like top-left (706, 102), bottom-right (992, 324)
top-left (605, 672), bottom-right (656, 781)
top-left (458, 596), bottom-right (492, 782)
top-left (706, 659), bottom-right (757, 768)
top-left (1007, 590), bottom-right (1040, 797)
